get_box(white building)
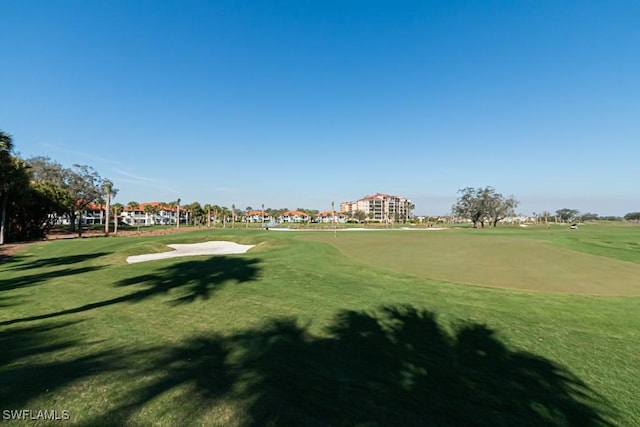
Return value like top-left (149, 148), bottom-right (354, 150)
top-left (122, 202), bottom-right (178, 226)
top-left (279, 210), bottom-right (310, 223)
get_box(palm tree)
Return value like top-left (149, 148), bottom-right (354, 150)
top-left (143, 204), bottom-right (157, 226)
top-left (220, 206), bottom-right (229, 228)
top-left (112, 203), bottom-right (124, 235)
top-left (1, 131), bottom-right (16, 245)
top-left (176, 198), bottom-right (181, 228)
top-left (211, 205), bottom-right (221, 227)
top-left (103, 180), bottom-right (117, 236)
top-left (127, 201), bottom-right (139, 230)
top-left (187, 202), bottom-right (204, 226)
top-left (231, 204), bottom-right (236, 229)
top-left (103, 182), bottom-right (112, 235)
top-left (203, 204), bottom-right (212, 228)
top-left (166, 201), bottom-right (178, 226)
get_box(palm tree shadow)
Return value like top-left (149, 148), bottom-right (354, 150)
top-left (92, 305), bottom-right (614, 426)
top-left (0, 266), bottom-right (106, 294)
top-left (89, 335), bottom-right (237, 425)
top-left (116, 256), bottom-right (262, 305)
top-left (0, 256), bottom-right (261, 326)
top-left (5, 252), bottom-right (111, 271)
top-left (241, 306), bottom-right (614, 426)
top-left (0, 321), bottom-right (122, 409)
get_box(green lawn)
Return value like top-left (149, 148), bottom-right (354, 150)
top-left (1, 225), bottom-right (638, 425)
top-left (301, 224), bottom-right (640, 295)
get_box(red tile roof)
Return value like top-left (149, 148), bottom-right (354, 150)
top-left (123, 202), bottom-right (176, 212)
top-left (85, 202), bottom-right (104, 211)
top-left (361, 192), bottom-right (398, 200)
top-left (282, 210), bottom-right (308, 216)
top-left (317, 211), bottom-right (345, 217)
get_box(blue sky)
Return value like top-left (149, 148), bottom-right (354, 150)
top-left (2, 1), bottom-right (638, 215)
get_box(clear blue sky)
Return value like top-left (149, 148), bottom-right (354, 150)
top-left (2, 1), bottom-right (638, 216)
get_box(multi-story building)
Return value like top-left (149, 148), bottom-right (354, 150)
top-left (122, 202), bottom-right (178, 226)
top-left (244, 210), bottom-right (272, 223)
top-left (279, 210), bottom-right (310, 223)
top-left (316, 211), bottom-right (348, 224)
top-left (341, 193), bottom-right (414, 222)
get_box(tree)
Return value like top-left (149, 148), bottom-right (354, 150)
top-left (101, 180), bottom-right (117, 235)
top-left (6, 180), bottom-right (69, 241)
top-left (452, 186), bottom-right (519, 228)
top-left (555, 208), bottom-right (580, 223)
top-left (624, 212), bottom-right (640, 222)
top-left (67, 165), bottom-right (106, 236)
top-left (1, 157), bottom-right (32, 244)
top-left (203, 204), bottom-right (212, 228)
top-left (231, 204), bottom-right (236, 228)
top-left (24, 156), bottom-right (66, 187)
top-left (28, 157), bottom-right (107, 236)
top-left (143, 204), bottom-right (158, 225)
top-left (176, 198), bottom-right (181, 228)
top-left (451, 187), bottom-right (485, 228)
top-left (0, 131), bottom-right (16, 245)
top-left (220, 206), bottom-right (230, 228)
top-left (485, 192), bottom-right (518, 228)
top-left (1, 136), bottom-right (73, 243)
top-left (353, 210), bottom-right (367, 222)
top-left (112, 203), bottom-right (124, 234)
top-left (211, 205), bottom-right (221, 226)
top-left (127, 201), bottom-right (140, 229)
top-left (406, 203), bottom-right (415, 222)
top-left (184, 202), bottom-right (203, 225)
top-left (581, 212), bottom-right (599, 221)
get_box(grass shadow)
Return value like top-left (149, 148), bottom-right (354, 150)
top-left (115, 256), bottom-right (262, 305)
top-left (0, 256), bottom-right (261, 326)
top-left (0, 321), bottom-right (122, 409)
top-left (0, 266), bottom-right (106, 294)
top-left (90, 305), bottom-right (614, 426)
top-left (4, 252), bottom-right (111, 271)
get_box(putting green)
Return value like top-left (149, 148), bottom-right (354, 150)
top-left (301, 231), bottom-right (640, 295)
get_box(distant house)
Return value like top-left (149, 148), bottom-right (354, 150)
top-left (316, 211), bottom-right (347, 224)
top-left (279, 210), bottom-right (310, 223)
top-left (83, 202), bottom-right (105, 225)
top-left (122, 202), bottom-right (178, 226)
top-left (245, 210), bottom-right (271, 223)
top-left (55, 201), bottom-right (105, 226)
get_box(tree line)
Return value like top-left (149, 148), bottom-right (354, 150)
top-left (1, 131), bottom-right (114, 243)
top-left (0, 131), bottom-right (333, 242)
top-left (3, 130), bottom-right (639, 243)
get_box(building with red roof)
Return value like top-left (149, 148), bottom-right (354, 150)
top-left (341, 193), bottom-right (414, 222)
top-left (280, 210), bottom-right (310, 223)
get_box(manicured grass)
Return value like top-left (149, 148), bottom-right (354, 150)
top-left (1, 226), bottom-right (638, 425)
top-left (300, 225), bottom-right (640, 295)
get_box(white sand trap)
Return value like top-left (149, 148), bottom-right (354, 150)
top-left (126, 241), bottom-right (255, 264)
top-left (400, 227), bottom-right (449, 231)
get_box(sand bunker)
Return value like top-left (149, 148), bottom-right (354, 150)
top-left (126, 241), bottom-right (255, 264)
top-left (400, 227), bottom-right (448, 231)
